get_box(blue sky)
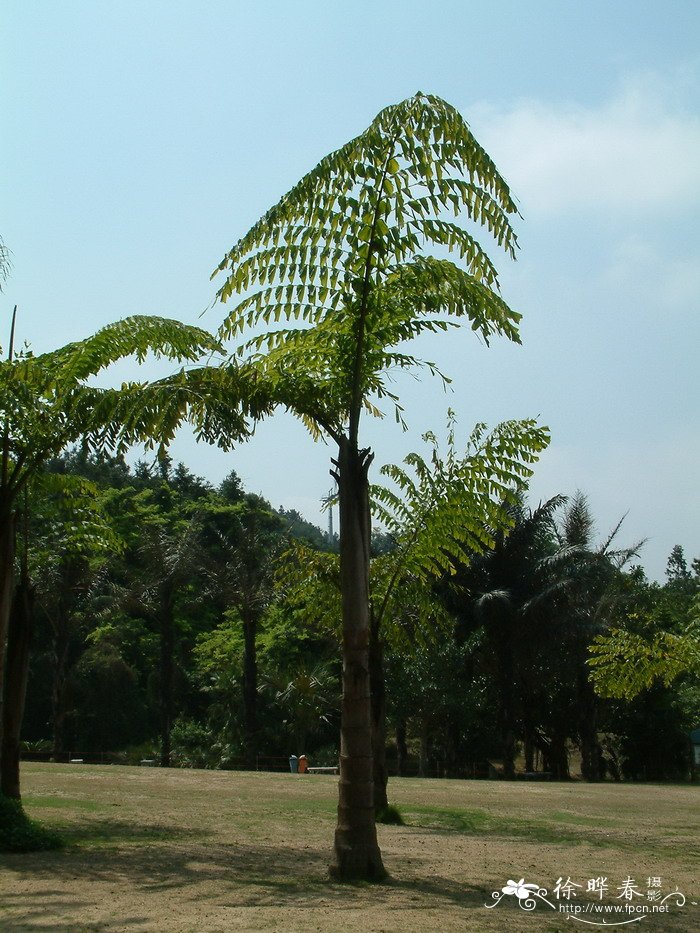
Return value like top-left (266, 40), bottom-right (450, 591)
top-left (3, 1), bottom-right (699, 579)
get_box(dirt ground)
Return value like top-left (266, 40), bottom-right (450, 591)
top-left (0, 763), bottom-right (698, 932)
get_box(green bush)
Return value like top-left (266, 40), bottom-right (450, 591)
top-left (171, 718), bottom-right (220, 769)
top-left (376, 804), bottom-right (404, 825)
top-left (0, 794), bottom-right (65, 852)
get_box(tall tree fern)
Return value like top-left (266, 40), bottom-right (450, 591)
top-left (213, 93), bottom-right (533, 880)
top-left (0, 313), bottom-right (251, 802)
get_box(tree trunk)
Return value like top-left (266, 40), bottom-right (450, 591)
top-left (444, 722), bottom-right (460, 779)
top-left (543, 732), bottom-right (569, 780)
top-left (369, 608), bottom-right (388, 814)
top-left (494, 627), bottom-right (517, 779)
top-left (1, 579), bottom-right (35, 798)
top-left (0, 503), bottom-right (17, 758)
top-left (523, 719), bottom-right (535, 773)
top-left (577, 668), bottom-right (601, 782)
top-left (395, 719), bottom-right (407, 777)
top-left (496, 657), bottom-right (516, 778)
top-left (51, 623), bottom-right (70, 760)
top-left (418, 717), bottom-right (429, 778)
top-left (159, 587), bottom-right (175, 768)
top-left (242, 608), bottom-right (258, 770)
top-left (330, 439), bottom-right (386, 881)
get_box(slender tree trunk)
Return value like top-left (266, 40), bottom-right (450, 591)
top-left (523, 716), bottom-right (536, 773)
top-left (369, 608), bottom-right (388, 814)
top-left (159, 587), bottom-right (175, 768)
top-left (543, 732), bottom-right (569, 779)
top-left (496, 640), bottom-right (516, 779)
top-left (0, 503), bottom-right (17, 759)
top-left (51, 623), bottom-right (70, 760)
top-left (330, 439), bottom-right (386, 881)
top-left (1, 579), bottom-right (35, 798)
top-left (418, 717), bottom-right (429, 778)
top-left (242, 608), bottom-right (258, 770)
top-left (445, 722), bottom-right (459, 779)
top-left (395, 719), bottom-right (407, 777)
top-left (577, 668), bottom-right (601, 782)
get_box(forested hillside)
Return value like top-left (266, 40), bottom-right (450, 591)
top-left (20, 448), bottom-right (699, 784)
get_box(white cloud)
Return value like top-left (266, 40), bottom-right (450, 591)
top-left (604, 235), bottom-right (700, 311)
top-left (471, 70), bottom-right (700, 216)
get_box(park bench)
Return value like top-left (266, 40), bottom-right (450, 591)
top-left (306, 765), bottom-right (339, 775)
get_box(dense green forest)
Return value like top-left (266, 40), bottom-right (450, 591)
top-left (19, 447), bottom-right (699, 785)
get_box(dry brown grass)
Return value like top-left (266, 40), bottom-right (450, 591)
top-left (0, 763), bottom-right (697, 932)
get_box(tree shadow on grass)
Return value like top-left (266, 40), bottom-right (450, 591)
top-left (2, 818), bottom-right (492, 916)
top-left (398, 804), bottom-right (698, 862)
top-left (57, 817), bottom-right (207, 848)
top-left (5, 838), bottom-right (694, 932)
top-left (0, 890), bottom-right (147, 932)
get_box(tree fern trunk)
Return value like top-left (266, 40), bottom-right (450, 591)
top-left (330, 439), bottom-right (386, 881)
top-left (0, 502), bottom-right (16, 761)
top-left (369, 610), bottom-right (388, 814)
top-left (1, 579), bottom-right (34, 798)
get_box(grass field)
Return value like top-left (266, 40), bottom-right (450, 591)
top-left (0, 763), bottom-right (698, 932)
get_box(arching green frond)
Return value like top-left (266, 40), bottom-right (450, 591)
top-left (0, 320), bottom-right (243, 500)
top-left (213, 93), bottom-right (522, 440)
top-left (73, 365), bottom-right (262, 456)
top-left (373, 255), bottom-right (521, 345)
top-left (276, 539), bottom-right (342, 638)
top-left (214, 94), bottom-right (516, 290)
top-left (371, 418), bottom-right (550, 622)
top-left (589, 619), bottom-right (700, 699)
top-left (278, 417), bottom-right (549, 645)
top-left (35, 316), bottom-right (222, 386)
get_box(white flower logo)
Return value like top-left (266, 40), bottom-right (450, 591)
top-left (502, 879), bottom-right (541, 900)
top-left (486, 877), bottom-right (557, 912)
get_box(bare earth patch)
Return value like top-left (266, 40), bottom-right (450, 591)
top-left (1, 764), bottom-right (698, 932)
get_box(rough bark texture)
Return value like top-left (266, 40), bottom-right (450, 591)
top-left (1, 579), bottom-right (35, 798)
top-left (369, 611), bottom-right (388, 814)
top-left (329, 439), bottom-right (386, 881)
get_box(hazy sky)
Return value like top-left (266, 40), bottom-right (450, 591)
top-left (3, 1), bottom-right (699, 580)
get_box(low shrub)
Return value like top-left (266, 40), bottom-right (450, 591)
top-left (0, 794), bottom-right (65, 852)
top-left (376, 804), bottom-right (404, 825)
